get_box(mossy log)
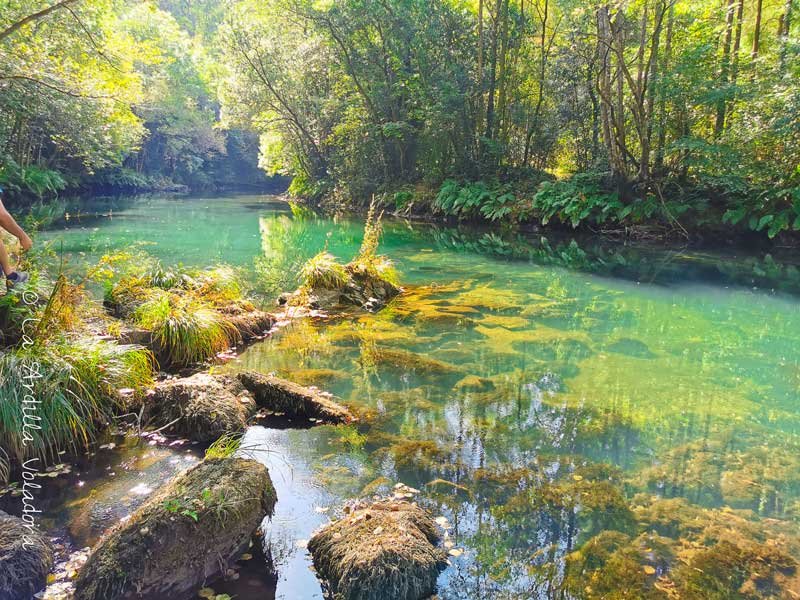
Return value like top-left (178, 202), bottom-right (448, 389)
top-left (237, 371), bottom-right (353, 424)
top-left (145, 373), bottom-right (257, 442)
top-left (308, 500), bottom-right (447, 600)
top-left (73, 457), bottom-right (276, 600)
top-left (0, 511), bottom-right (53, 600)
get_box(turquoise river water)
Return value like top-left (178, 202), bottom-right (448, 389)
top-left (26, 194), bottom-right (800, 598)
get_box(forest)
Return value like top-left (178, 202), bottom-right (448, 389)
top-left (2, 0), bottom-right (799, 236)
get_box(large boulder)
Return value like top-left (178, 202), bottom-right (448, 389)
top-left (308, 500), bottom-right (447, 600)
top-left (73, 457), bottom-right (276, 600)
top-left (145, 373), bottom-right (257, 442)
top-left (0, 510), bottom-right (54, 600)
top-left (237, 371), bottom-right (353, 424)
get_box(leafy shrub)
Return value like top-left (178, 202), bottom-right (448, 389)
top-left (0, 156), bottom-right (66, 198)
top-left (434, 179), bottom-right (536, 223)
top-left (532, 172), bottom-right (625, 228)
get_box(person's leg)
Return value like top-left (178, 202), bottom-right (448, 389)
top-left (0, 238), bottom-right (11, 276)
top-left (0, 200), bottom-right (31, 250)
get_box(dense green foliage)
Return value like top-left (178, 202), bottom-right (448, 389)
top-left (220, 0), bottom-right (800, 236)
top-left (1, 0), bottom-right (798, 228)
top-left (0, 1), bottom-right (272, 200)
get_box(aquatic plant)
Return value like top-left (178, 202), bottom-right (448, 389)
top-left (101, 253), bottom-right (256, 366)
top-left (0, 337), bottom-right (154, 472)
top-left (290, 198), bottom-right (400, 308)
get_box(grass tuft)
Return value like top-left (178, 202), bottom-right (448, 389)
top-left (300, 251), bottom-right (350, 290)
top-left (0, 337), bottom-right (154, 471)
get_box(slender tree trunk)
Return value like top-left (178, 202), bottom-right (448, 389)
top-left (523, 0), bottom-right (549, 166)
top-left (751, 0), bottom-right (763, 58)
top-left (497, 0), bottom-right (510, 141)
top-left (714, 0), bottom-right (736, 138)
top-left (731, 0), bottom-right (744, 82)
top-left (779, 0), bottom-right (794, 72)
top-left (484, 0), bottom-right (503, 142)
top-left (655, 3), bottom-right (674, 173)
top-left (641, 1), bottom-right (664, 183)
top-left (614, 12), bottom-right (627, 176)
top-left (597, 5), bottom-right (620, 175)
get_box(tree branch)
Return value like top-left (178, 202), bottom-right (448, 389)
top-left (0, 0), bottom-right (81, 43)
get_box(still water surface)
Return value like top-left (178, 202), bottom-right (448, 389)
top-left (36, 194), bottom-right (800, 598)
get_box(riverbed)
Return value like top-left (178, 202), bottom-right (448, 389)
top-left (25, 193), bottom-right (800, 598)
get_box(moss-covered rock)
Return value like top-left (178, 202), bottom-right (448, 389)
top-left (0, 511), bottom-right (54, 600)
top-left (308, 500), bottom-right (447, 600)
top-left (145, 373), bottom-right (257, 442)
top-left (73, 457), bottom-right (276, 600)
top-left (237, 371), bottom-right (353, 423)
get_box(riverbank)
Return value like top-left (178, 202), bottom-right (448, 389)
top-left (302, 173), bottom-right (800, 247)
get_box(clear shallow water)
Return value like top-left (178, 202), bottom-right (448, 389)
top-left (37, 195), bottom-right (800, 598)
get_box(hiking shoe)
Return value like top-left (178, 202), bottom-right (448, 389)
top-left (6, 271), bottom-right (29, 288)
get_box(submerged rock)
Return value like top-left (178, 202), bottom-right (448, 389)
top-left (146, 373), bottom-right (257, 442)
top-left (308, 500), bottom-right (447, 600)
top-left (73, 457), bottom-right (276, 600)
top-left (237, 371), bottom-right (353, 424)
top-left (0, 511), bottom-right (54, 600)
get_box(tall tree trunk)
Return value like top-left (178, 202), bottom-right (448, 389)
top-left (641, 1), bottom-right (664, 183)
top-left (496, 0), bottom-right (510, 142)
top-left (731, 0), bottom-right (744, 82)
top-left (484, 0), bottom-right (503, 142)
top-left (779, 0), bottom-right (794, 72)
top-left (523, 0), bottom-right (550, 166)
top-left (597, 5), bottom-right (621, 176)
top-left (614, 12), bottom-right (627, 176)
top-left (655, 3), bottom-right (674, 173)
top-left (714, 0), bottom-right (736, 138)
top-left (751, 0), bottom-right (763, 58)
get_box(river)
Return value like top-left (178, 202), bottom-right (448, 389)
top-left (29, 193), bottom-right (800, 598)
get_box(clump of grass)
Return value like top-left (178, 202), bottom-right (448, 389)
top-left (347, 198), bottom-right (399, 285)
top-left (101, 254), bottom-right (253, 367)
top-left (205, 432), bottom-right (243, 460)
top-left (300, 251), bottom-right (350, 290)
top-left (0, 337), bottom-right (154, 471)
top-left (294, 197), bottom-right (400, 303)
top-left (133, 291), bottom-right (239, 367)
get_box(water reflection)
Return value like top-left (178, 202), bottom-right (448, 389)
top-left (37, 195), bottom-right (800, 598)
